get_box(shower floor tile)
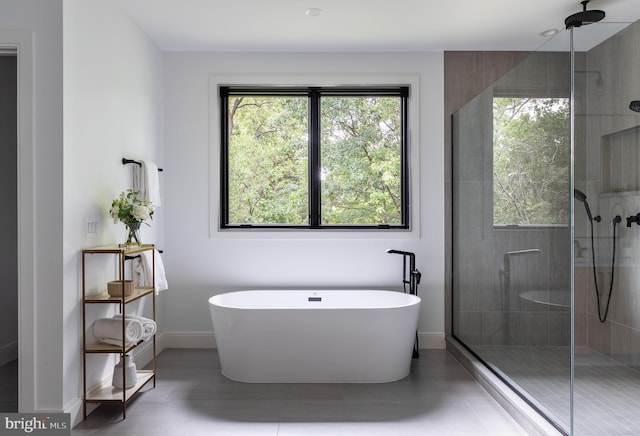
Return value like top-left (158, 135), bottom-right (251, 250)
top-left (474, 345), bottom-right (640, 435)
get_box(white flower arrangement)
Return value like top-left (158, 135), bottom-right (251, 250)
top-left (109, 190), bottom-right (154, 244)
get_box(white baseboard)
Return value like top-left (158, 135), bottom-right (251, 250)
top-left (417, 333), bottom-right (446, 349)
top-left (0, 341), bottom-right (18, 366)
top-left (158, 331), bottom-right (444, 350)
top-left (66, 396), bottom-right (84, 428)
top-left (159, 331), bottom-right (216, 349)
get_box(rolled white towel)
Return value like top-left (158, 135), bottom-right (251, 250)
top-left (113, 314), bottom-right (156, 340)
top-left (92, 318), bottom-right (144, 343)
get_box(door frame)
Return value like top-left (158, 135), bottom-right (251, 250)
top-left (0, 29), bottom-right (34, 413)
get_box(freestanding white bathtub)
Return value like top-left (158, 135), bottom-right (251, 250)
top-left (209, 290), bottom-right (421, 383)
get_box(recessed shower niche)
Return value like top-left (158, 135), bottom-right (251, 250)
top-left (601, 125), bottom-right (640, 194)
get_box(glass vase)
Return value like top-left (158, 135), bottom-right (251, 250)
top-left (124, 221), bottom-right (141, 247)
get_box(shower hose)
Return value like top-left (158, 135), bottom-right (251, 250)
top-left (587, 215), bottom-right (620, 322)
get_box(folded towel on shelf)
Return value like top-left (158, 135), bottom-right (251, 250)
top-left (98, 337), bottom-right (136, 348)
top-left (133, 160), bottom-right (161, 206)
top-left (113, 314), bottom-right (156, 340)
top-left (132, 249), bottom-right (168, 294)
top-left (92, 317), bottom-right (144, 344)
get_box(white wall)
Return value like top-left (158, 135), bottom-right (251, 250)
top-left (63, 0), bottom-right (164, 422)
top-left (163, 52), bottom-right (445, 345)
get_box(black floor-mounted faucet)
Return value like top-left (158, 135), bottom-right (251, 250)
top-left (387, 249), bottom-right (421, 358)
top-left (386, 249), bottom-right (421, 296)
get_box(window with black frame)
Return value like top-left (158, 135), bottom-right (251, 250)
top-left (219, 86), bottom-right (409, 229)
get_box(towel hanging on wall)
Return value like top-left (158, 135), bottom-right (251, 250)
top-left (133, 160), bottom-right (162, 206)
top-left (132, 249), bottom-right (168, 294)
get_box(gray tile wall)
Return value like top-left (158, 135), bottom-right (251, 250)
top-left (444, 51), bottom-right (529, 338)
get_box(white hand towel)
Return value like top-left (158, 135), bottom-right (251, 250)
top-left (132, 257), bottom-right (150, 288)
top-left (92, 318), bottom-right (145, 343)
top-left (133, 160), bottom-right (161, 206)
top-left (153, 249), bottom-right (168, 293)
top-left (133, 249), bottom-right (168, 294)
top-left (113, 314), bottom-right (156, 339)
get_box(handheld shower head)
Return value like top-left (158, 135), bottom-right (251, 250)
top-left (574, 189), bottom-right (600, 222)
top-left (573, 188), bottom-right (587, 203)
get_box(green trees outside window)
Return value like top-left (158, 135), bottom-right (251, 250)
top-left (493, 97), bottom-right (570, 226)
top-left (220, 87), bottom-right (409, 229)
top-left (226, 95), bottom-right (309, 225)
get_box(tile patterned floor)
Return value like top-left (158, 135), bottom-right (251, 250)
top-left (71, 348), bottom-right (527, 436)
top-left (475, 345), bottom-right (640, 435)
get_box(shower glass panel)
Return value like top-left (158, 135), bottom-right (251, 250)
top-left (452, 46), bottom-right (573, 432)
top-left (452, 16), bottom-right (640, 436)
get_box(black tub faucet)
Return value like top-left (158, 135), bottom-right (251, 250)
top-left (386, 249), bottom-right (421, 359)
top-left (386, 249), bottom-right (421, 295)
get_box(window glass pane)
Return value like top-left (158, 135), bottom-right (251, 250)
top-left (227, 96), bottom-right (309, 224)
top-left (493, 97), bottom-right (570, 225)
top-left (320, 96), bottom-right (403, 225)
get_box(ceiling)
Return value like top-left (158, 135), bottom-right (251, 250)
top-left (114, 0), bottom-right (640, 52)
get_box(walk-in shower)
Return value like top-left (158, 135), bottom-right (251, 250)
top-left (452, 5), bottom-right (640, 435)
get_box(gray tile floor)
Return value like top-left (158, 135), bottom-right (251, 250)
top-left (72, 348), bottom-right (527, 436)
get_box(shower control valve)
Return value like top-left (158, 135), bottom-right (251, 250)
top-left (626, 213), bottom-right (640, 227)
